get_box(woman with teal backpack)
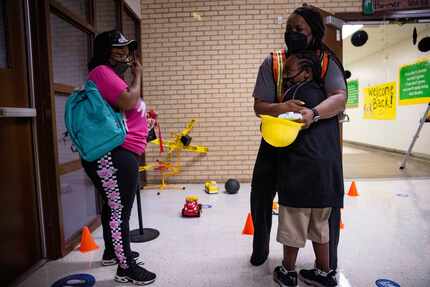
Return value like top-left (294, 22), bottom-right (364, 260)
top-left (81, 30), bottom-right (156, 285)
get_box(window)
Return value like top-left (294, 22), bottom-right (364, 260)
top-left (0, 1), bottom-right (8, 68)
top-left (50, 0), bottom-right (96, 245)
top-left (55, 94), bottom-right (80, 164)
top-left (122, 9), bottom-right (138, 41)
top-left (60, 169), bottom-right (98, 240)
top-left (56, 0), bottom-right (89, 21)
top-left (51, 14), bottom-right (88, 87)
top-left (95, 0), bottom-right (117, 33)
top-left (122, 8), bottom-right (139, 84)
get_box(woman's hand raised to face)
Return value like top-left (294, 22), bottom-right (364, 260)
top-left (117, 58), bottom-right (142, 111)
top-left (131, 59), bottom-right (142, 78)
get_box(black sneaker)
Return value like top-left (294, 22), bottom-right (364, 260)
top-left (273, 265), bottom-right (297, 287)
top-left (115, 264), bottom-right (156, 285)
top-left (299, 268), bottom-right (337, 287)
top-left (102, 250), bottom-right (140, 266)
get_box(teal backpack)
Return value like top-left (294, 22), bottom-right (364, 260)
top-left (64, 80), bottom-right (127, 162)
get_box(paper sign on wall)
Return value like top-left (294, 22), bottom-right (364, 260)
top-left (363, 82), bottom-right (396, 120)
top-left (347, 80), bottom-right (359, 108)
top-left (373, 0), bottom-right (430, 11)
top-left (399, 59), bottom-right (430, 105)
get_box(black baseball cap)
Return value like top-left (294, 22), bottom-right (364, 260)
top-left (95, 30), bottom-right (137, 51)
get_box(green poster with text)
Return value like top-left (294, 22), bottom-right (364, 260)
top-left (347, 80), bottom-right (359, 108)
top-left (399, 60), bottom-right (430, 105)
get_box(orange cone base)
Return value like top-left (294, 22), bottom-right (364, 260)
top-left (347, 181), bottom-right (359, 197)
top-left (242, 213), bottom-right (254, 235)
top-left (79, 226), bottom-right (99, 252)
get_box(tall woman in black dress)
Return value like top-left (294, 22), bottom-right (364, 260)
top-left (250, 4), bottom-right (346, 272)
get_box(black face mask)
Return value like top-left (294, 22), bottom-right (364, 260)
top-left (110, 62), bottom-right (130, 75)
top-left (109, 53), bottom-right (134, 75)
top-left (284, 31), bottom-right (308, 53)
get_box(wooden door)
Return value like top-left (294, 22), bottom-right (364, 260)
top-left (0, 0), bottom-right (43, 285)
top-left (321, 11), bottom-right (344, 61)
top-left (318, 8), bottom-right (346, 145)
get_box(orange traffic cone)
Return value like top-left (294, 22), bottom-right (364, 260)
top-left (347, 181), bottom-right (359, 197)
top-left (79, 226), bottom-right (99, 252)
top-left (340, 218), bottom-right (345, 229)
top-left (272, 201), bottom-right (279, 215)
top-left (242, 213), bottom-right (254, 235)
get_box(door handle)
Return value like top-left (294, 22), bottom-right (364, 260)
top-left (0, 107), bottom-right (37, 118)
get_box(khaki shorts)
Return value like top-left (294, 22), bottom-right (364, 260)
top-left (277, 206), bottom-right (331, 248)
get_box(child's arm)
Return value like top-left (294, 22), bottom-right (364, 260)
top-left (299, 90), bottom-right (346, 128)
top-left (254, 98), bottom-right (305, 117)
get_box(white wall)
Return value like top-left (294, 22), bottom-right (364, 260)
top-left (343, 25), bottom-right (430, 157)
top-left (125, 0), bottom-right (141, 18)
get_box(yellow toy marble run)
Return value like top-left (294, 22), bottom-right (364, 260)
top-left (140, 119), bottom-right (208, 190)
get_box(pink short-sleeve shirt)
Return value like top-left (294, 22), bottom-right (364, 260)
top-left (88, 65), bottom-right (148, 155)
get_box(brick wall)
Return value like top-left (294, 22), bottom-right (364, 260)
top-left (140, 0), bottom-right (361, 184)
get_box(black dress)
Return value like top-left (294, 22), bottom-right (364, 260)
top-left (277, 80), bottom-right (344, 208)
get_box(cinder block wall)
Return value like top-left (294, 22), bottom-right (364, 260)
top-left (140, 0), bottom-right (361, 184)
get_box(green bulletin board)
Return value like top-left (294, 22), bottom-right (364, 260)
top-left (347, 80), bottom-right (359, 108)
top-left (399, 59), bottom-right (430, 105)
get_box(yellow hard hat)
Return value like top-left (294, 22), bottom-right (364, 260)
top-left (260, 115), bottom-right (303, 147)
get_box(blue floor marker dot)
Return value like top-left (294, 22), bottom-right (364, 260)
top-left (375, 279), bottom-right (401, 287)
top-left (51, 273), bottom-right (96, 287)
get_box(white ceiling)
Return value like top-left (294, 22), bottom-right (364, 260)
top-left (343, 23), bottom-right (430, 65)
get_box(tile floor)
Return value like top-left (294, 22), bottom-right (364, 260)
top-left (17, 146), bottom-right (430, 287)
top-left (343, 143), bottom-right (430, 179)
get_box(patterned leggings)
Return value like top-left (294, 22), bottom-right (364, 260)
top-left (82, 147), bottom-right (139, 269)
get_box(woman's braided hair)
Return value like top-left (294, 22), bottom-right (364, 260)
top-left (293, 4), bottom-right (325, 51)
top-left (292, 4), bottom-right (347, 87)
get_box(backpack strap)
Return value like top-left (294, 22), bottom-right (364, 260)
top-left (320, 50), bottom-right (329, 80)
top-left (272, 48), bottom-right (287, 103)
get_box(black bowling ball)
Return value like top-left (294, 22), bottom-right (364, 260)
top-left (225, 178), bottom-right (240, 194)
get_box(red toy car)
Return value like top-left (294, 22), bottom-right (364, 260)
top-left (181, 195), bottom-right (202, 217)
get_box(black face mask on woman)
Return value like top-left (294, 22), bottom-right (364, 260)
top-left (110, 62), bottom-right (130, 75)
top-left (109, 54), bottom-right (134, 75)
top-left (284, 31), bottom-right (308, 53)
